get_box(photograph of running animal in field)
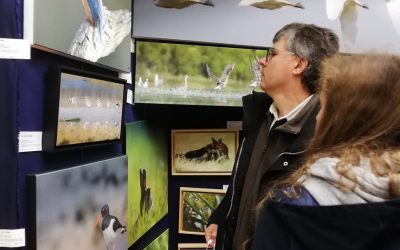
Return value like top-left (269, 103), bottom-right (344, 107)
top-left (172, 129), bottom-right (239, 175)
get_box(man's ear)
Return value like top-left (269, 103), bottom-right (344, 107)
top-left (293, 58), bottom-right (308, 75)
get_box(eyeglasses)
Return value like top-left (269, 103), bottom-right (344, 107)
top-left (265, 47), bottom-right (296, 60)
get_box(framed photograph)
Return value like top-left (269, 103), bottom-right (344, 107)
top-left (178, 243), bottom-right (213, 250)
top-left (27, 155), bottom-right (128, 250)
top-left (134, 38), bottom-right (265, 106)
top-left (24, 0), bottom-right (131, 72)
top-left (171, 129), bottom-right (239, 175)
top-left (126, 121), bottom-right (168, 246)
top-left (42, 65), bottom-right (126, 152)
top-left (178, 187), bottom-right (226, 235)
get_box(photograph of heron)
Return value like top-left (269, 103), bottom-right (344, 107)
top-left (178, 187), bottom-right (226, 235)
top-left (27, 156), bottom-right (128, 250)
top-left (134, 39), bottom-right (265, 106)
top-left (24, 0), bottom-right (131, 71)
top-left (126, 121), bottom-right (168, 246)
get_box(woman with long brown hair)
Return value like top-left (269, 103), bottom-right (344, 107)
top-left (251, 53), bottom-right (400, 249)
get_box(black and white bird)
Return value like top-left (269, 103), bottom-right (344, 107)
top-left (248, 56), bottom-right (261, 89)
top-left (206, 63), bottom-right (236, 90)
top-left (94, 204), bottom-right (126, 250)
top-left (153, 0), bottom-right (215, 9)
top-left (238, 0), bottom-right (304, 10)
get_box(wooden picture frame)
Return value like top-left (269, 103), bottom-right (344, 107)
top-left (171, 129), bottom-right (239, 176)
top-left (178, 187), bottom-right (226, 235)
top-left (178, 243), bottom-right (213, 250)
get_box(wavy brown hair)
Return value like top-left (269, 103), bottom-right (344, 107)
top-left (264, 53), bottom-right (400, 204)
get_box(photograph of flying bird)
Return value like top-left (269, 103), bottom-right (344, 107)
top-left (153, 0), bottom-right (215, 9)
top-left (248, 57), bottom-right (261, 89)
top-left (386, 0), bottom-right (400, 38)
top-left (94, 204), bottom-right (127, 250)
top-left (325, 0), bottom-right (369, 51)
top-left (206, 63), bottom-right (236, 90)
top-left (238, 0), bottom-right (304, 10)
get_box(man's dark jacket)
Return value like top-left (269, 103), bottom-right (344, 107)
top-left (207, 91), bottom-right (320, 249)
top-left (252, 199), bottom-right (400, 250)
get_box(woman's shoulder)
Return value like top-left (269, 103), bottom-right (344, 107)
top-left (280, 187), bottom-right (319, 206)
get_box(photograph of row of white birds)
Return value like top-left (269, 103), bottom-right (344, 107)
top-left (134, 0), bottom-right (400, 54)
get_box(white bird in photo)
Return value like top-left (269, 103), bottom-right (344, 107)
top-left (248, 57), bottom-right (261, 89)
top-left (326, 0), bottom-right (368, 51)
top-left (153, 0), bottom-right (215, 9)
top-left (386, 0), bottom-right (400, 38)
top-left (206, 63), bottom-right (236, 90)
top-left (238, 0), bottom-right (304, 10)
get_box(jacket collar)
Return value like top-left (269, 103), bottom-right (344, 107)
top-left (274, 94), bottom-right (319, 134)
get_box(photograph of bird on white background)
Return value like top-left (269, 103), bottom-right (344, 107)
top-left (206, 63), bottom-right (236, 90)
top-left (68, 0), bottom-right (131, 62)
top-left (238, 0), bottom-right (304, 10)
top-left (386, 0), bottom-right (400, 38)
top-left (326, 0), bottom-right (369, 51)
top-left (153, 0), bottom-right (215, 9)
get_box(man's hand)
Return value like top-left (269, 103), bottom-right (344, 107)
top-left (205, 223), bottom-right (218, 247)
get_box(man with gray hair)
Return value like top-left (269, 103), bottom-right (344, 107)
top-left (205, 23), bottom-right (339, 250)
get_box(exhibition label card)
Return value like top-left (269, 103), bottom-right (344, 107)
top-left (0, 229), bottom-right (25, 247)
top-left (18, 131), bottom-right (42, 152)
top-left (0, 38), bottom-right (31, 59)
top-left (127, 89), bottom-right (133, 105)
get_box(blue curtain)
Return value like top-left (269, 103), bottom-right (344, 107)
top-left (0, 0), bottom-right (22, 228)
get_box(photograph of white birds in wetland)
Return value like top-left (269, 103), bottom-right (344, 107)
top-left (24, 0), bottom-right (131, 71)
top-left (134, 40), bottom-right (265, 106)
top-left (126, 121), bottom-right (168, 246)
top-left (56, 72), bottom-right (124, 147)
top-left (134, 0), bottom-right (400, 55)
top-left (28, 156), bottom-right (128, 250)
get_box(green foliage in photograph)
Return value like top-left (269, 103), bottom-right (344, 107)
top-left (182, 191), bottom-right (225, 233)
top-left (143, 229), bottom-right (169, 250)
top-left (126, 121), bottom-right (168, 246)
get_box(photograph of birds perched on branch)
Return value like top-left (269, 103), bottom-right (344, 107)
top-left (179, 187), bottom-right (226, 235)
top-left (134, 39), bottom-right (265, 107)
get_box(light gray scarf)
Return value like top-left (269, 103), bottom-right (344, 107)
top-left (303, 157), bottom-right (391, 205)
